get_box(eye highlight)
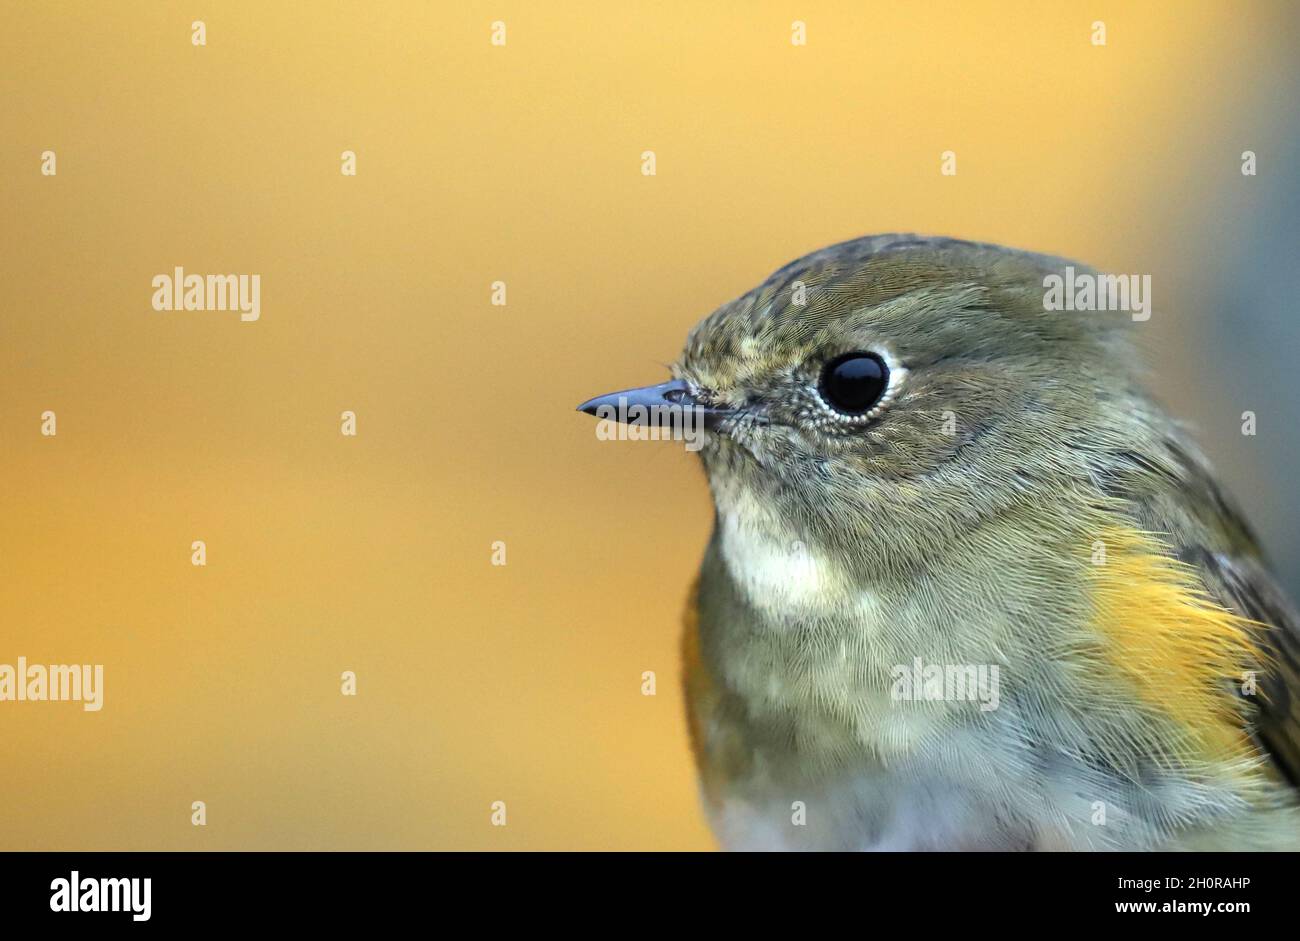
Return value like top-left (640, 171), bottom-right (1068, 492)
top-left (818, 352), bottom-right (889, 417)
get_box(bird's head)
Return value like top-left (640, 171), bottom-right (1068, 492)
top-left (580, 235), bottom-right (1145, 578)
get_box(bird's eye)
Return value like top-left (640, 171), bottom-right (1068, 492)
top-left (819, 352), bottom-right (889, 416)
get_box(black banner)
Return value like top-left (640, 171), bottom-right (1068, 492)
top-left (0, 851), bottom-right (1280, 927)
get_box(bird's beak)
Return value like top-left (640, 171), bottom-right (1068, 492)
top-left (576, 379), bottom-right (731, 430)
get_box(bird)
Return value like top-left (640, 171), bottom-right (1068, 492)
top-left (577, 234), bottom-right (1300, 850)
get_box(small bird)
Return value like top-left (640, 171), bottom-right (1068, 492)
top-left (578, 234), bottom-right (1300, 850)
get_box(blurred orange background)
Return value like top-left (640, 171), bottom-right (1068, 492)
top-left (1, 1), bottom-right (1296, 849)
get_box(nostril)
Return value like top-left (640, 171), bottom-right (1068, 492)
top-left (663, 387), bottom-right (691, 405)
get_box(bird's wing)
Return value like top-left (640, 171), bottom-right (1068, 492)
top-left (1096, 436), bottom-right (1300, 786)
top-left (1194, 547), bottom-right (1300, 785)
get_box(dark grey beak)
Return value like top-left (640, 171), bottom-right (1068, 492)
top-left (576, 379), bottom-right (730, 429)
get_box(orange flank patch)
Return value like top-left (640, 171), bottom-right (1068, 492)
top-left (1087, 526), bottom-right (1267, 768)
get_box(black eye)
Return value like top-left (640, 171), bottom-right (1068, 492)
top-left (819, 352), bottom-right (888, 416)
